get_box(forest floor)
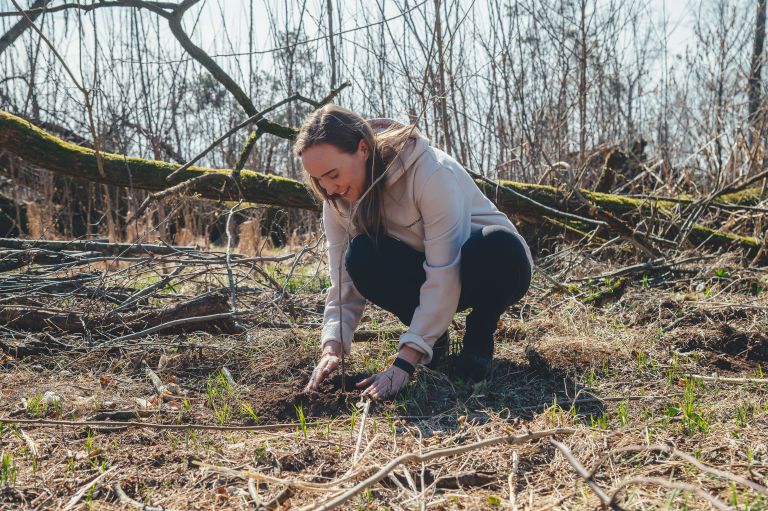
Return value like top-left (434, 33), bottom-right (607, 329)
top-left (0, 242), bottom-right (767, 510)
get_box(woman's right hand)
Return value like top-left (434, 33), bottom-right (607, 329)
top-left (305, 341), bottom-right (342, 392)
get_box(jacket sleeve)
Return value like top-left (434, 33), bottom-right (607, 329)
top-left (320, 201), bottom-right (367, 355)
top-left (398, 168), bottom-right (469, 364)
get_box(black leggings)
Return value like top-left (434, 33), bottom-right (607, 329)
top-left (345, 226), bottom-right (532, 357)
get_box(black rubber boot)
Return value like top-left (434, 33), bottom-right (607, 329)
top-left (426, 331), bottom-right (449, 370)
top-left (451, 352), bottom-right (493, 381)
top-left (452, 308), bottom-right (500, 381)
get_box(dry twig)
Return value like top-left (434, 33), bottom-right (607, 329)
top-left (608, 476), bottom-right (731, 510)
top-left (549, 438), bottom-right (620, 510)
top-left (113, 482), bottom-right (179, 511)
top-left (592, 444), bottom-right (768, 496)
top-left (306, 428), bottom-right (577, 511)
top-left (61, 466), bottom-right (118, 511)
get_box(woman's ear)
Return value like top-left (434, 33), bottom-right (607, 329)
top-left (358, 138), bottom-right (370, 158)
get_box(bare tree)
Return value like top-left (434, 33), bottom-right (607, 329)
top-left (748, 0), bottom-right (767, 141)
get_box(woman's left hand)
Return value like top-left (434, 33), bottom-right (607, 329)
top-left (356, 366), bottom-right (410, 400)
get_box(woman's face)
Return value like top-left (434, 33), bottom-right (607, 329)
top-left (301, 140), bottom-right (369, 203)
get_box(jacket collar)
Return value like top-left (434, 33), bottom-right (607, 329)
top-left (367, 118), bottom-right (430, 188)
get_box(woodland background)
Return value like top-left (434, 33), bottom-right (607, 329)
top-left (1, 0), bottom-right (766, 246)
top-left (0, 2), bottom-right (767, 510)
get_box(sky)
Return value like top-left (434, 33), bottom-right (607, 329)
top-left (0, 0), bottom-right (698, 85)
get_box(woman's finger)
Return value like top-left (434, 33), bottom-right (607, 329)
top-left (306, 353), bottom-right (344, 393)
top-left (316, 357), bottom-right (335, 378)
top-left (324, 357), bottom-right (339, 375)
top-left (306, 373), bottom-right (320, 392)
top-left (307, 360), bottom-right (328, 391)
top-left (363, 383), bottom-right (379, 399)
top-left (356, 375), bottom-right (375, 389)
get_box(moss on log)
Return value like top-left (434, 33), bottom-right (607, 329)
top-left (0, 111), bottom-right (314, 210)
top-left (716, 188), bottom-right (765, 206)
top-left (483, 180), bottom-right (762, 252)
top-left (0, 110), bottom-right (762, 256)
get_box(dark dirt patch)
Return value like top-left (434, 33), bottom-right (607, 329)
top-left (674, 323), bottom-right (768, 361)
top-left (248, 372), bottom-right (371, 422)
top-left (276, 447), bottom-right (317, 473)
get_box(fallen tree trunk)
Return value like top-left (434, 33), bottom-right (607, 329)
top-left (0, 111), bottom-right (312, 209)
top-left (0, 249), bottom-right (106, 273)
top-left (0, 289), bottom-right (238, 336)
top-left (0, 111), bottom-right (763, 257)
top-left (0, 238), bottom-right (196, 256)
top-left (0, 273), bottom-right (133, 303)
top-left (474, 181), bottom-right (764, 254)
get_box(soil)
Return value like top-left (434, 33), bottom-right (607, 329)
top-left (673, 323), bottom-right (768, 361)
top-left (1, 263), bottom-right (767, 510)
top-left (247, 373), bottom-right (371, 423)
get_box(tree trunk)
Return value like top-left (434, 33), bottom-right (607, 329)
top-left (749, 0), bottom-right (767, 133)
top-left (434, 0), bottom-right (453, 156)
top-left (0, 192), bottom-right (26, 237)
top-left (0, 110), bottom-right (763, 258)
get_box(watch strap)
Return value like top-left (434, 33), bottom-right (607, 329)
top-left (393, 357), bottom-right (416, 376)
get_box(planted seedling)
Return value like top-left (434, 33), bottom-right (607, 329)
top-left (1, 452), bottom-right (17, 487)
top-left (206, 370), bottom-right (235, 426)
top-left (617, 401), bottom-right (629, 428)
top-left (677, 379), bottom-right (709, 435)
top-left (25, 393), bottom-right (47, 417)
top-left (65, 456), bottom-right (76, 476)
top-left (294, 404), bottom-right (308, 438)
top-left (239, 402), bottom-right (261, 423)
top-left (85, 429), bottom-right (94, 454)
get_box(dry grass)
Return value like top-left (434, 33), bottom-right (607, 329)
top-left (1, 244), bottom-right (767, 510)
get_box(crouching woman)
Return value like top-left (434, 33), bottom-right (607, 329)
top-left (295, 105), bottom-right (533, 400)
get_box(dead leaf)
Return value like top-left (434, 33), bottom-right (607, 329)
top-left (100, 375), bottom-right (116, 388)
top-left (165, 400), bottom-right (181, 410)
top-left (215, 486), bottom-right (230, 501)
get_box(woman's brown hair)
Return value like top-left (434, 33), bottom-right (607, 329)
top-left (293, 104), bottom-right (417, 238)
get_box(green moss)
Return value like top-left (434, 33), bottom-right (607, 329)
top-left (689, 225), bottom-right (761, 248)
top-left (256, 118), bottom-right (298, 140)
top-left (581, 278), bottom-right (627, 305)
top-left (491, 178), bottom-right (668, 216)
top-left (718, 188), bottom-right (764, 206)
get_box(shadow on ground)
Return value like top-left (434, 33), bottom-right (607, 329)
top-left (243, 354), bottom-right (605, 430)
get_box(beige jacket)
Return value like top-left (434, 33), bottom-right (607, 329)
top-left (320, 119), bottom-right (533, 364)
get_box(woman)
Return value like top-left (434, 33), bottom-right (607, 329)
top-left (295, 105), bottom-right (532, 400)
